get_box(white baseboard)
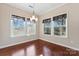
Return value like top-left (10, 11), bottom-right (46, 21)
top-left (1, 38), bottom-right (79, 51)
top-left (0, 39), bottom-right (37, 49)
top-left (39, 38), bottom-right (79, 51)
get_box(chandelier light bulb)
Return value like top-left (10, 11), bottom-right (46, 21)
top-left (30, 15), bottom-right (38, 22)
top-left (32, 15), bottom-right (35, 19)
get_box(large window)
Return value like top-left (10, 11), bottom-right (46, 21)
top-left (42, 13), bottom-right (67, 38)
top-left (10, 15), bottom-right (36, 37)
top-left (26, 18), bottom-right (36, 36)
top-left (11, 15), bottom-right (26, 37)
top-left (53, 14), bottom-right (67, 37)
top-left (43, 18), bottom-right (51, 35)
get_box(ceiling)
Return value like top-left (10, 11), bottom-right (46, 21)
top-left (7, 3), bottom-right (65, 16)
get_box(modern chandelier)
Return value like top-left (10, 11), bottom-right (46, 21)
top-left (29, 4), bottom-right (38, 22)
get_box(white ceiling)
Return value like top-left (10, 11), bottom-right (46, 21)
top-left (7, 3), bottom-right (65, 16)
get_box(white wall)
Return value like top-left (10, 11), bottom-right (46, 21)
top-left (0, 3), bottom-right (79, 50)
top-left (0, 4), bottom-right (38, 48)
top-left (39, 3), bottom-right (79, 50)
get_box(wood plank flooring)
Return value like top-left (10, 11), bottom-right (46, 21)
top-left (0, 39), bottom-right (79, 56)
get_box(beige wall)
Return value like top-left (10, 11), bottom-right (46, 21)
top-left (0, 4), bottom-right (38, 48)
top-left (39, 3), bottom-right (79, 50)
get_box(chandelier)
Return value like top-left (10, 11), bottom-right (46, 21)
top-left (29, 4), bottom-right (38, 22)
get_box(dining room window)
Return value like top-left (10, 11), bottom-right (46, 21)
top-left (10, 16), bottom-right (36, 37)
top-left (43, 18), bottom-right (51, 35)
top-left (10, 15), bottom-right (26, 37)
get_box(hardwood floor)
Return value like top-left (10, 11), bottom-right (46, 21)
top-left (0, 39), bottom-right (79, 56)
